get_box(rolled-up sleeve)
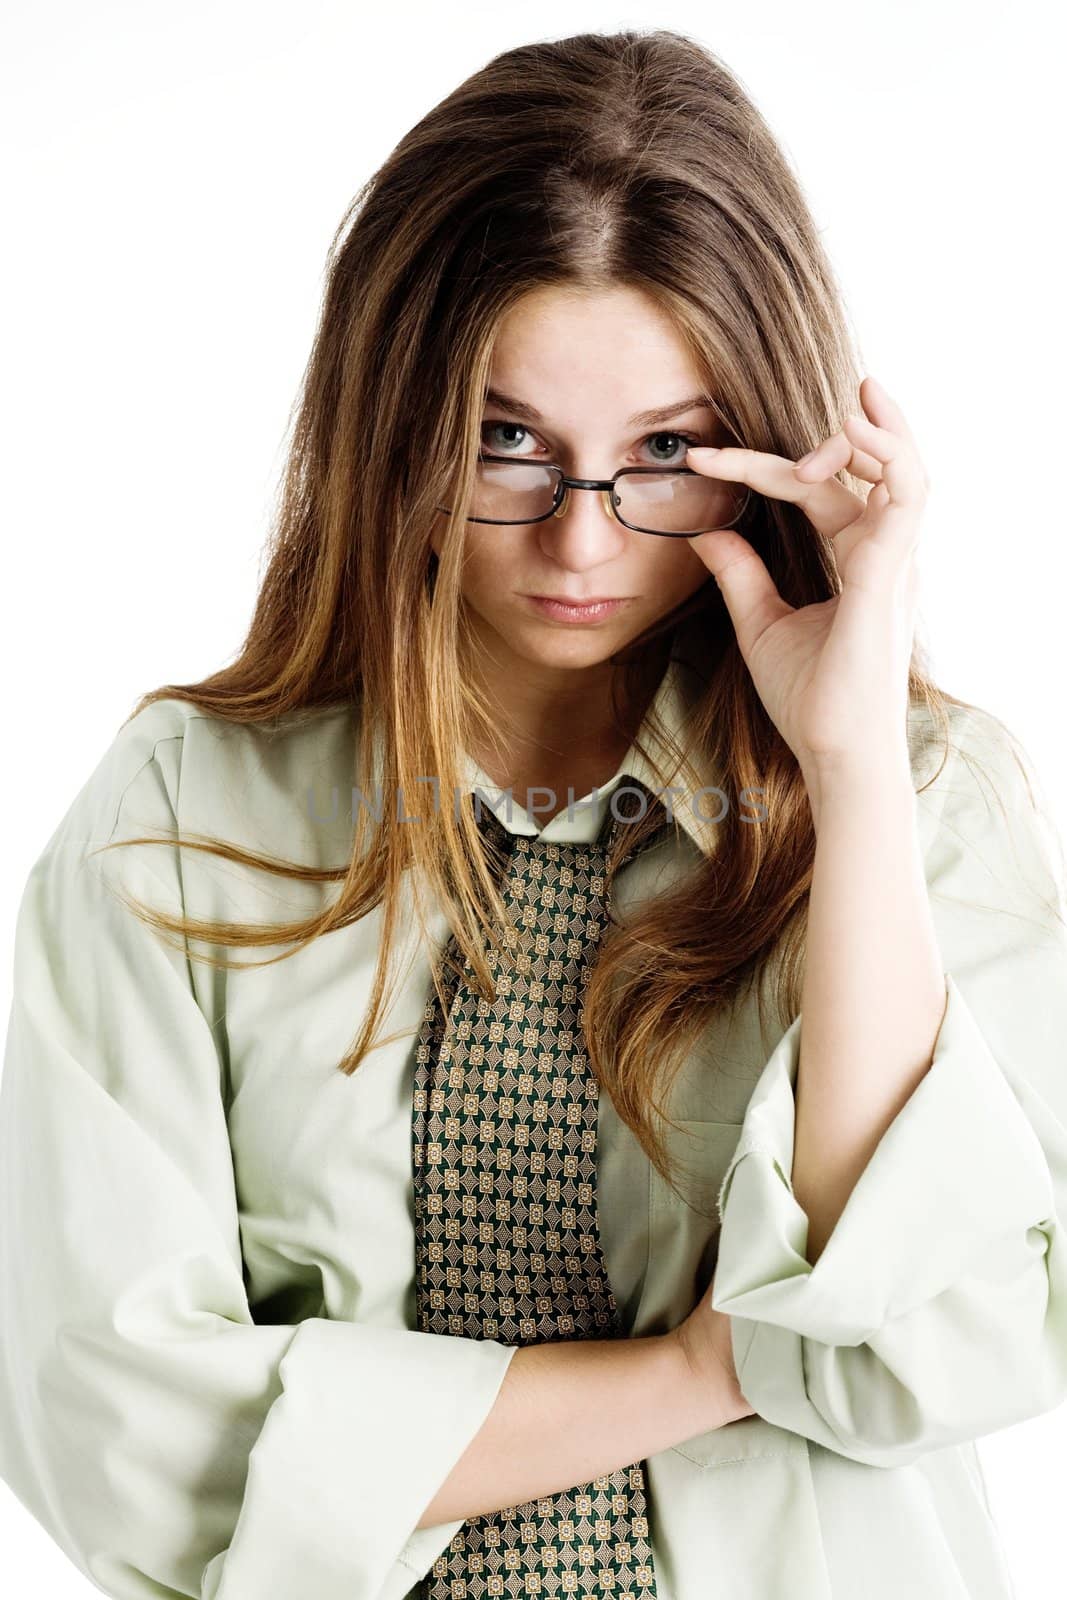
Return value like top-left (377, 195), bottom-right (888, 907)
top-left (0, 715), bottom-right (516, 1598)
top-left (711, 706), bottom-right (1067, 1469)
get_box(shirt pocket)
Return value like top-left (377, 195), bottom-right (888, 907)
top-left (635, 1118), bottom-right (738, 1340)
top-left (649, 1117), bottom-right (742, 1217)
top-left (641, 1119), bottom-right (808, 1467)
top-left (669, 1410), bottom-right (808, 1468)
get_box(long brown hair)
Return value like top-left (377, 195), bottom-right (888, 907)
top-left (101, 27), bottom-right (1008, 1195)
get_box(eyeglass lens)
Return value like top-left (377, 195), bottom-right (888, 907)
top-left (469, 458), bottom-right (748, 535)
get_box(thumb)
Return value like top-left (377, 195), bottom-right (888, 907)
top-left (689, 528), bottom-right (792, 658)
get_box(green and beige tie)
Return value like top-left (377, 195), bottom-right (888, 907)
top-left (411, 777), bottom-right (673, 1600)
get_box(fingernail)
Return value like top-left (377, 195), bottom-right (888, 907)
top-left (687, 446), bottom-right (721, 455)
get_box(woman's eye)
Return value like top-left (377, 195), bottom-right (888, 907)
top-left (481, 421), bottom-right (534, 455)
top-left (643, 430), bottom-right (700, 465)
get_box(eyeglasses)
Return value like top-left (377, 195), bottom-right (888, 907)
top-left (435, 455), bottom-right (752, 538)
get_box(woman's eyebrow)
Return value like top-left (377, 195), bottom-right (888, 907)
top-left (483, 387), bottom-right (715, 428)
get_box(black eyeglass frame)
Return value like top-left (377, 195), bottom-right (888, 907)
top-left (435, 455), bottom-right (754, 539)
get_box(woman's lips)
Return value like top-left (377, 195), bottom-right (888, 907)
top-left (522, 595), bottom-right (631, 623)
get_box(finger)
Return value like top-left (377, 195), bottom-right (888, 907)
top-left (859, 374), bottom-right (920, 449)
top-left (848, 375), bottom-right (929, 507)
top-left (688, 527), bottom-right (794, 659)
top-left (687, 442), bottom-right (865, 542)
top-left (793, 431), bottom-right (884, 484)
top-left (798, 376), bottom-right (923, 489)
top-left (841, 412), bottom-right (927, 512)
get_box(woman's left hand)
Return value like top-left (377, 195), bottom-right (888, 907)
top-left (685, 374), bottom-right (928, 779)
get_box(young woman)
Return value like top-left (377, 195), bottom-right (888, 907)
top-left (2, 27), bottom-right (1065, 1600)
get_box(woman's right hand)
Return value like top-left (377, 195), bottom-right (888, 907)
top-left (669, 1268), bottom-right (756, 1424)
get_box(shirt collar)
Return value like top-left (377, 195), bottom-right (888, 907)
top-left (460, 653), bottom-right (719, 853)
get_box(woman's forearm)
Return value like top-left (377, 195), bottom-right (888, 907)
top-left (415, 1331), bottom-right (748, 1529)
top-left (793, 748), bottom-right (948, 1265)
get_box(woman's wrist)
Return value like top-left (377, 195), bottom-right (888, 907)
top-left (663, 1320), bottom-right (754, 1432)
top-left (799, 739), bottom-right (915, 832)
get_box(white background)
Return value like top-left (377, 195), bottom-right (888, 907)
top-left (1, 0), bottom-right (1064, 1593)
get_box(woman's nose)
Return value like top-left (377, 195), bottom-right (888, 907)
top-left (538, 484), bottom-right (627, 563)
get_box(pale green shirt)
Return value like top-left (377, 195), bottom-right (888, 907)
top-left (2, 655), bottom-right (1066, 1599)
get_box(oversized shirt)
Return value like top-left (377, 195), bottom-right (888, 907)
top-left (1, 653), bottom-right (1066, 1599)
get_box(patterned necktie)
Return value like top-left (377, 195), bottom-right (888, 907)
top-left (411, 776), bottom-right (673, 1600)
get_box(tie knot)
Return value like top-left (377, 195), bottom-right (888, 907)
top-left (594, 775), bottom-right (673, 867)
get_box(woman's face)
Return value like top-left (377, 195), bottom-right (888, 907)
top-left (431, 283), bottom-right (727, 678)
